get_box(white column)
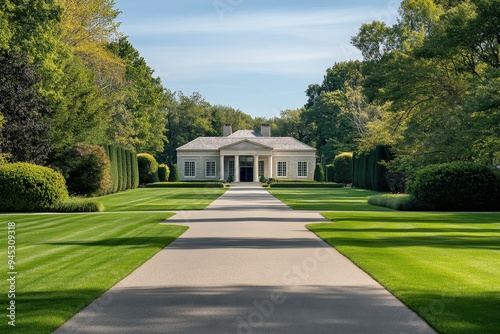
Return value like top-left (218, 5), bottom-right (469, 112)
top-left (219, 155), bottom-right (225, 181)
top-left (268, 155), bottom-right (273, 179)
top-left (253, 155), bottom-right (259, 182)
top-left (234, 155), bottom-right (240, 182)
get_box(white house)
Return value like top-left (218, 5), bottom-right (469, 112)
top-left (176, 124), bottom-right (317, 182)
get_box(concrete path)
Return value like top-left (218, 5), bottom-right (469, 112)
top-left (55, 185), bottom-right (436, 334)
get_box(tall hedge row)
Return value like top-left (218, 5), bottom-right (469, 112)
top-left (333, 152), bottom-right (353, 183)
top-left (352, 146), bottom-right (391, 192)
top-left (105, 145), bottom-right (139, 193)
top-left (408, 161), bottom-right (500, 211)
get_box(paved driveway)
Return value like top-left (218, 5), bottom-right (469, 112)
top-left (55, 185), bottom-right (436, 334)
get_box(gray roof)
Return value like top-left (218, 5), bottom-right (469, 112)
top-left (177, 133), bottom-right (316, 152)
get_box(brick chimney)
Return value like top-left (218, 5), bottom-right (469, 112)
top-left (261, 123), bottom-right (271, 137)
top-left (223, 123), bottom-right (233, 137)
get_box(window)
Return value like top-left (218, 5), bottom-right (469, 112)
top-left (184, 161), bottom-right (195, 177)
top-left (206, 161), bottom-right (216, 177)
top-left (298, 162), bottom-right (308, 177)
top-left (229, 160), bottom-right (235, 177)
top-left (277, 161), bottom-right (287, 177)
top-left (258, 161), bottom-right (264, 177)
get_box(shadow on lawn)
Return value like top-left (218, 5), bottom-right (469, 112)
top-left (41, 236), bottom-right (179, 248)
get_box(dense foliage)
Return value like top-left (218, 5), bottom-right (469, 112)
top-left (408, 162), bottom-right (500, 211)
top-left (137, 153), bottom-right (159, 184)
top-left (158, 164), bottom-right (170, 182)
top-left (51, 144), bottom-right (112, 196)
top-left (333, 152), bottom-right (353, 183)
top-left (314, 163), bottom-right (325, 182)
top-left (0, 163), bottom-right (69, 211)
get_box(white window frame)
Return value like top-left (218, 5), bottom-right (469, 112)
top-left (258, 161), bottom-right (264, 177)
top-left (229, 160), bottom-right (235, 177)
top-left (298, 161), bottom-right (308, 178)
top-left (184, 161), bottom-right (196, 178)
top-left (205, 161), bottom-right (216, 178)
top-left (277, 161), bottom-right (287, 177)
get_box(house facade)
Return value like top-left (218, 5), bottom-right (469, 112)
top-left (176, 124), bottom-right (317, 182)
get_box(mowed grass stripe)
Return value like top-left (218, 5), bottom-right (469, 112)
top-left (309, 211), bottom-right (500, 334)
top-left (0, 213), bottom-right (188, 334)
top-left (96, 188), bottom-right (227, 211)
top-left (268, 187), bottom-right (392, 211)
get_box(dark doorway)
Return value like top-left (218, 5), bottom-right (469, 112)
top-left (240, 167), bottom-right (254, 182)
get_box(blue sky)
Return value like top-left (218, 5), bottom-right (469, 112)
top-left (113, 0), bottom-right (400, 118)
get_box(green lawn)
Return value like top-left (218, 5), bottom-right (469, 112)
top-left (308, 211), bottom-right (500, 334)
top-left (0, 213), bottom-right (187, 334)
top-left (268, 187), bottom-right (392, 211)
top-left (96, 187), bottom-right (227, 211)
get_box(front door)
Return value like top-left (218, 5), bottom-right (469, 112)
top-left (240, 167), bottom-right (254, 182)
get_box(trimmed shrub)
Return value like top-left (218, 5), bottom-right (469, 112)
top-left (333, 152), bottom-right (353, 183)
top-left (368, 194), bottom-right (426, 211)
top-left (259, 174), bottom-right (267, 183)
top-left (168, 164), bottom-right (180, 182)
top-left (131, 151), bottom-right (139, 188)
top-left (51, 198), bottom-right (104, 212)
top-left (51, 144), bottom-right (112, 197)
top-left (125, 150), bottom-right (133, 190)
top-left (270, 182), bottom-right (344, 188)
top-left (408, 161), bottom-right (500, 211)
top-left (137, 153), bottom-right (159, 184)
top-left (158, 164), bottom-right (170, 182)
top-left (314, 163), bottom-right (325, 182)
top-left (0, 163), bottom-right (69, 212)
top-left (326, 164), bottom-right (335, 182)
top-left (107, 145), bottom-right (119, 193)
top-left (118, 147), bottom-right (127, 191)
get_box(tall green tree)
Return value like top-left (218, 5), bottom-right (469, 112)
top-left (0, 51), bottom-right (52, 164)
top-left (108, 37), bottom-right (169, 153)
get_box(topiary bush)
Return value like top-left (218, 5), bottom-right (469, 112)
top-left (333, 152), bottom-right (353, 183)
top-left (50, 197), bottom-right (104, 212)
top-left (158, 164), bottom-right (170, 182)
top-left (0, 162), bottom-right (69, 212)
top-left (137, 153), bottom-right (159, 184)
top-left (408, 161), bottom-right (500, 211)
top-left (168, 164), bottom-right (180, 182)
top-left (326, 164), bottom-right (335, 182)
top-left (314, 163), bottom-right (325, 182)
top-left (51, 144), bottom-right (112, 197)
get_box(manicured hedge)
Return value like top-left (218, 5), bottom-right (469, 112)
top-left (408, 161), bottom-right (500, 211)
top-left (326, 164), bottom-right (335, 182)
top-left (146, 182), bottom-right (226, 188)
top-left (368, 194), bottom-right (426, 211)
top-left (138, 153), bottom-right (159, 184)
top-left (168, 164), bottom-right (180, 182)
top-left (158, 164), bottom-right (170, 182)
top-left (270, 182), bottom-right (344, 188)
top-left (314, 163), bottom-right (325, 182)
top-left (0, 163), bottom-right (69, 212)
top-left (50, 198), bottom-right (104, 212)
top-left (352, 146), bottom-right (391, 191)
top-left (333, 152), bottom-right (353, 183)
top-left (105, 145), bottom-right (139, 193)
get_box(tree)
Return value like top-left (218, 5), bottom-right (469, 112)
top-left (352, 0), bottom-right (500, 181)
top-left (108, 37), bottom-right (169, 154)
top-left (0, 51), bottom-right (52, 164)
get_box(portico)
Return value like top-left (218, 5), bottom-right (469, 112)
top-left (176, 124), bottom-right (316, 182)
